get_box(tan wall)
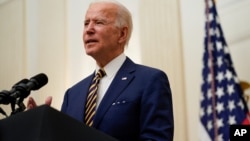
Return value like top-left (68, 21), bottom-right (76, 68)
top-left (0, 0), bottom-right (26, 116)
top-left (138, 1), bottom-right (187, 141)
top-left (0, 0), bottom-right (67, 115)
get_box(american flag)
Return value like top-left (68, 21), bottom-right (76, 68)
top-left (200, 0), bottom-right (250, 141)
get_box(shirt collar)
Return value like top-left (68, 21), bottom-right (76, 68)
top-left (96, 53), bottom-right (126, 78)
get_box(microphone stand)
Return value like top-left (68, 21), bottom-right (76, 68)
top-left (10, 97), bottom-right (26, 116)
top-left (9, 83), bottom-right (30, 116)
top-left (0, 87), bottom-right (29, 117)
top-left (0, 107), bottom-right (8, 118)
top-left (0, 96), bottom-right (26, 117)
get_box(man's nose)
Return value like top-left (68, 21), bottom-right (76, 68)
top-left (85, 22), bottom-right (95, 34)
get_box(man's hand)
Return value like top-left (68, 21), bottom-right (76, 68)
top-left (27, 96), bottom-right (52, 110)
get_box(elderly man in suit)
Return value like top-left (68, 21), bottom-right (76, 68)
top-left (28, 0), bottom-right (174, 140)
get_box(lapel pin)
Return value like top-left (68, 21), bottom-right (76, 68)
top-left (122, 77), bottom-right (127, 80)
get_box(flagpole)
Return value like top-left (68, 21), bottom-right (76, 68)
top-left (205, 0), bottom-right (218, 141)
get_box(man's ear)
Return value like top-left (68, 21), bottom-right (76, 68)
top-left (118, 26), bottom-right (128, 44)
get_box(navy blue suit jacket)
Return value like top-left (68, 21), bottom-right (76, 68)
top-left (61, 57), bottom-right (174, 141)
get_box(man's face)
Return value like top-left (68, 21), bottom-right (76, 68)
top-left (83, 3), bottom-right (123, 60)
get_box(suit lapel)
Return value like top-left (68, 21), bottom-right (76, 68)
top-left (93, 58), bottom-right (136, 127)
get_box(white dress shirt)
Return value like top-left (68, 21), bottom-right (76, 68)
top-left (96, 53), bottom-right (126, 108)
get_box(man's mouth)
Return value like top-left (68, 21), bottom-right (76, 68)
top-left (86, 39), bottom-right (98, 44)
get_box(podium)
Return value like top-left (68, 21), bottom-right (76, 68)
top-left (0, 105), bottom-right (118, 141)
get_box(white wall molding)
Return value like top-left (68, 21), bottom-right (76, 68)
top-left (217, 0), bottom-right (250, 45)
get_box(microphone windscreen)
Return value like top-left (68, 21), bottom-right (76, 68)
top-left (12, 79), bottom-right (29, 88)
top-left (29, 73), bottom-right (48, 90)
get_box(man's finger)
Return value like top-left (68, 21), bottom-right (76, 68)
top-left (45, 96), bottom-right (52, 106)
top-left (27, 97), bottom-right (37, 110)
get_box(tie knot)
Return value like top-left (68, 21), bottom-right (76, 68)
top-left (96, 69), bottom-right (106, 78)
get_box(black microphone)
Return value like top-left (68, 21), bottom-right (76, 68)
top-left (0, 79), bottom-right (29, 104)
top-left (0, 73), bottom-right (48, 104)
top-left (24, 73), bottom-right (48, 91)
top-left (9, 73), bottom-right (48, 99)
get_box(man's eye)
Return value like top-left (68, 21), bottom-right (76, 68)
top-left (84, 22), bottom-right (89, 26)
top-left (96, 21), bottom-right (104, 25)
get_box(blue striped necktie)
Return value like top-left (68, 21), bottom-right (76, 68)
top-left (84, 69), bottom-right (106, 126)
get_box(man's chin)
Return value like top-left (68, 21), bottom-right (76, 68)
top-left (85, 50), bottom-right (95, 57)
